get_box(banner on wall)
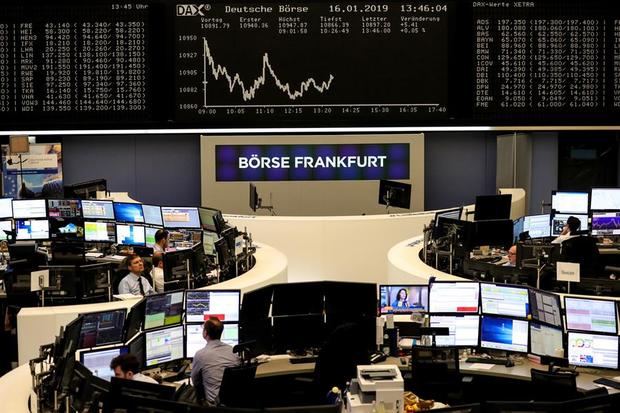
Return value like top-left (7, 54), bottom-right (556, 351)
top-left (215, 143), bottom-right (410, 181)
top-left (2, 143), bottom-right (63, 199)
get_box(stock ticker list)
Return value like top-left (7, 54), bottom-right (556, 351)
top-left (0, 3), bottom-right (152, 123)
top-left (174, 2), bottom-right (452, 124)
top-left (473, 1), bottom-right (620, 116)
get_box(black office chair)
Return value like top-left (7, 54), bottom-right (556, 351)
top-left (217, 364), bottom-right (257, 408)
top-left (411, 346), bottom-right (462, 404)
top-left (560, 236), bottom-right (601, 277)
top-left (530, 368), bottom-right (578, 402)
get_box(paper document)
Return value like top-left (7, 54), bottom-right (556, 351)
top-left (469, 363), bottom-right (496, 370)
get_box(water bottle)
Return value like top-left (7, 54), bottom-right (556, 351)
top-left (326, 386), bottom-right (342, 404)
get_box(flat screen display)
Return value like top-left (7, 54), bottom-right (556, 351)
top-left (185, 290), bottom-right (240, 323)
top-left (429, 282), bottom-right (479, 314)
top-left (0, 220), bottom-right (12, 241)
top-left (523, 214), bottom-right (551, 238)
top-left (15, 219), bottom-right (49, 240)
top-left (82, 200), bottom-right (115, 220)
top-left (145, 325), bottom-right (184, 367)
top-left (480, 283), bottom-right (529, 318)
top-left (12, 199), bottom-right (46, 219)
top-left (480, 315), bottom-right (529, 353)
top-left (564, 297), bottom-right (617, 334)
top-left (80, 347), bottom-right (128, 381)
top-left (78, 309), bottom-right (127, 349)
top-left (144, 291), bottom-right (184, 330)
top-left (551, 213), bottom-right (588, 236)
top-left (203, 231), bottom-right (218, 255)
top-left (142, 205), bottom-right (163, 226)
top-left (591, 188), bottom-right (620, 211)
top-left (113, 202), bottom-right (144, 223)
top-left (430, 315), bottom-right (480, 347)
top-left (528, 288), bottom-right (562, 328)
top-left (591, 212), bottom-right (620, 236)
top-left (145, 227), bottom-right (158, 248)
top-left (115, 224), bottom-right (145, 246)
top-left (185, 323), bottom-right (239, 359)
top-left (84, 221), bottom-right (116, 243)
top-left (568, 332), bottom-right (619, 369)
top-left (552, 191), bottom-right (589, 214)
top-left (379, 285), bottom-right (428, 314)
top-left (49, 218), bottom-right (84, 240)
top-left (530, 322), bottom-right (564, 358)
top-left (47, 199), bottom-right (82, 218)
top-left (0, 198), bottom-right (13, 218)
top-left (161, 207), bottom-right (201, 229)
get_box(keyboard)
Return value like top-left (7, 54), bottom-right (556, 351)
top-left (289, 356), bottom-right (318, 364)
top-left (466, 357), bottom-right (508, 365)
top-left (593, 378), bottom-right (620, 389)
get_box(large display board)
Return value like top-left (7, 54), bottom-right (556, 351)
top-left (2, 0), bottom-right (620, 131)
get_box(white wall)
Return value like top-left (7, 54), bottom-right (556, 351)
top-left (201, 134), bottom-right (424, 216)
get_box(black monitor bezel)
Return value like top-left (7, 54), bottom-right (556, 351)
top-left (184, 289), bottom-right (241, 324)
top-left (378, 284), bottom-right (428, 315)
top-left (479, 314), bottom-right (530, 354)
top-left (77, 308), bottom-right (128, 349)
top-left (143, 324), bottom-right (185, 368)
top-left (161, 206), bottom-right (202, 229)
top-left (142, 290), bottom-right (185, 332)
top-left (479, 282), bottom-right (530, 319)
top-left (566, 331), bottom-right (620, 370)
top-left (428, 281), bottom-right (480, 315)
top-left (112, 202), bottom-right (145, 224)
top-left (563, 295), bottom-right (619, 335)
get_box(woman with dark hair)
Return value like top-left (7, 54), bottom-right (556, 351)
top-left (391, 288), bottom-right (409, 309)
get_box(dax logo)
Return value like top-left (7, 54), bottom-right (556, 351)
top-left (176, 4), bottom-right (211, 16)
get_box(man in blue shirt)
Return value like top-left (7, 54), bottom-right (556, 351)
top-left (191, 317), bottom-right (240, 405)
top-left (118, 254), bottom-right (154, 296)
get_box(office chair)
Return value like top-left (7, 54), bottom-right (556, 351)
top-left (560, 236), bottom-right (601, 277)
top-left (411, 346), bottom-right (462, 404)
top-left (530, 368), bottom-right (578, 402)
top-left (217, 364), bottom-right (258, 408)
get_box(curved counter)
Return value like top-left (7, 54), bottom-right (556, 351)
top-left (17, 242), bottom-right (287, 365)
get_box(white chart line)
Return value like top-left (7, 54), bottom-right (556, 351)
top-left (203, 103), bottom-right (441, 108)
top-left (202, 37), bottom-right (334, 105)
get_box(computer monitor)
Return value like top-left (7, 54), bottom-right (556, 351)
top-left (473, 219), bottom-right (513, 249)
top-left (434, 207), bottom-right (462, 225)
top-left (480, 283), bottom-right (529, 318)
top-left (15, 219), bottom-right (49, 240)
top-left (82, 200), bottom-right (115, 220)
top-left (214, 237), bottom-right (231, 267)
top-left (141, 205), bottom-right (163, 226)
top-left (250, 183), bottom-right (259, 212)
top-left (551, 213), bottom-right (588, 236)
top-left (144, 325), bottom-right (184, 367)
top-left (378, 180), bottom-right (411, 209)
top-left (564, 297), bottom-right (617, 334)
top-left (59, 315), bottom-right (85, 359)
top-left (185, 290), bottom-right (240, 323)
top-left (591, 212), bottom-right (620, 236)
top-left (528, 288), bottom-right (562, 328)
top-left (430, 315), bottom-right (480, 347)
top-left (161, 206), bottom-right (201, 229)
top-left (115, 224), bottom-right (145, 246)
top-left (202, 231), bottom-right (218, 255)
top-left (84, 221), bottom-right (116, 243)
top-left (49, 217), bottom-right (84, 241)
top-left (272, 314), bottom-right (325, 353)
top-left (144, 227), bottom-right (158, 248)
top-left (568, 332), bottom-right (619, 369)
top-left (0, 198), bottom-right (13, 218)
top-left (0, 220), bottom-right (12, 241)
top-left (474, 194), bottom-right (512, 221)
top-left (272, 282), bottom-right (324, 317)
top-left (78, 309), bottom-right (127, 349)
top-left (80, 346), bottom-right (128, 380)
top-left (480, 315), bottom-right (529, 353)
top-left (123, 299), bottom-right (145, 342)
top-left (512, 217), bottom-right (524, 243)
top-left (591, 188), bottom-right (620, 211)
top-left (522, 214), bottom-right (551, 239)
top-left (379, 285), bottom-right (428, 314)
top-left (529, 322), bottom-right (564, 358)
top-left (12, 199), bottom-right (46, 219)
top-left (185, 323), bottom-right (239, 359)
top-left (113, 202), bottom-right (144, 223)
top-left (47, 199), bottom-right (82, 218)
top-left (143, 291), bottom-right (184, 331)
top-left (198, 207), bottom-right (226, 234)
top-left (551, 191), bottom-right (589, 214)
top-left (162, 249), bottom-right (192, 282)
top-left (428, 282), bottom-right (479, 314)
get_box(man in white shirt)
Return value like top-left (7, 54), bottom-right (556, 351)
top-left (110, 353), bottom-right (158, 384)
top-left (151, 254), bottom-right (164, 293)
top-left (552, 216), bottom-right (581, 244)
top-left (118, 254), bottom-right (155, 295)
top-left (153, 229), bottom-right (169, 255)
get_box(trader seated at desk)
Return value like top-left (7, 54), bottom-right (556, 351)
top-left (552, 216), bottom-right (581, 245)
top-left (118, 254), bottom-right (155, 296)
top-left (153, 229), bottom-right (169, 256)
top-left (551, 216), bottom-right (601, 277)
top-left (110, 353), bottom-right (158, 384)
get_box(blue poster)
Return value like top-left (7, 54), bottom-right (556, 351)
top-left (2, 143), bottom-right (63, 199)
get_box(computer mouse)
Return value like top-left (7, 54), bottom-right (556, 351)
top-left (505, 359), bottom-right (515, 368)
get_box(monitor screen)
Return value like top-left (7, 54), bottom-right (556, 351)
top-left (142, 205), bottom-right (163, 227)
top-left (12, 199), bottom-right (46, 219)
top-left (185, 323), bottom-right (239, 359)
top-left (523, 214), bottom-right (551, 238)
top-left (113, 202), bottom-right (144, 223)
top-left (145, 227), bottom-right (158, 248)
top-left (161, 207), bottom-right (201, 229)
top-left (0, 220), bottom-right (11, 241)
top-left (379, 285), bottom-right (428, 314)
top-left (480, 315), bottom-right (529, 353)
top-left (50, 218), bottom-right (84, 240)
top-left (551, 213), bottom-right (588, 236)
top-left (82, 200), bottom-right (115, 220)
top-left (185, 290), bottom-right (240, 323)
top-left (564, 297), bottom-right (617, 334)
top-left (0, 198), bottom-right (13, 218)
top-left (473, 219), bottom-right (513, 249)
top-left (116, 224), bottom-right (145, 246)
top-left (434, 207), bottom-right (462, 225)
top-left (78, 309), bottom-right (127, 349)
top-left (512, 217), bottom-right (524, 242)
top-left (551, 191), bottom-right (589, 214)
top-left (84, 221), bottom-right (116, 243)
top-left (47, 199), bottom-right (82, 218)
top-left (568, 332), bottom-right (619, 369)
top-left (530, 322), bottom-right (564, 358)
top-left (430, 315), bottom-right (480, 347)
top-left (199, 207), bottom-right (225, 233)
top-left (591, 212), bottom-right (620, 236)
top-left (480, 283), bottom-right (529, 318)
top-left (15, 219), bottom-right (49, 240)
top-left (474, 195), bottom-right (512, 221)
top-left (528, 288), bottom-right (562, 328)
top-left (203, 231), bottom-right (218, 255)
top-left (80, 347), bottom-right (128, 381)
top-left (144, 291), bottom-right (184, 330)
top-left (591, 188), bottom-right (620, 211)
top-left (145, 325), bottom-right (184, 367)
top-left (429, 282), bottom-right (479, 314)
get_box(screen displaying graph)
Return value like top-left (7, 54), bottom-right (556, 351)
top-left (174, 1), bottom-right (452, 126)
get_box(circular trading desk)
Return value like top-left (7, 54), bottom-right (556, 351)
top-left (16, 242), bottom-right (287, 365)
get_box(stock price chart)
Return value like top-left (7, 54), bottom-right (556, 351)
top-left (174, 1), bottom-right (453, 126)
